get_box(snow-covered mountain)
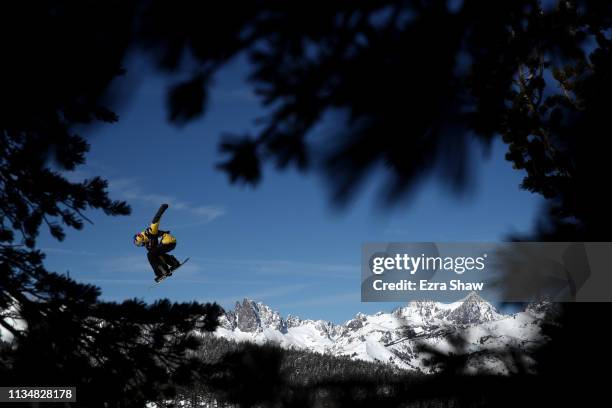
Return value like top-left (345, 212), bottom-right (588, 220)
top-left (215, 293), bottom-right (553, 375)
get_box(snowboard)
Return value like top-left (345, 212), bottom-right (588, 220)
top-left (154, 257), bottom-right (190, 283)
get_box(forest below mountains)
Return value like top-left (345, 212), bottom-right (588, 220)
top-left (152, 334), bottom-right (544, 408)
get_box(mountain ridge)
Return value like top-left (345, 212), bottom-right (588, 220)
top-left (215, 293), bottom-right (552, 374)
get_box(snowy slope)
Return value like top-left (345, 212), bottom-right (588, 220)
top-left (214, 293), bottom-right (553, 374)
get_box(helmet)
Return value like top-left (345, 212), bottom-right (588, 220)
top-left (133, 232), bottom-right (146, 247)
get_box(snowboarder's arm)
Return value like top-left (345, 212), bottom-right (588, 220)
top-left (149, 203), bottom-right (169, 235)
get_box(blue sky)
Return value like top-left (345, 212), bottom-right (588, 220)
top-left (37, 55), bottom-right (543, 324)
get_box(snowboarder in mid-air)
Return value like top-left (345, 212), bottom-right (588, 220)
top-left (133, 203), bottom-right (186, 282)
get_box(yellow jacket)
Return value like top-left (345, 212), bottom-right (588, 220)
top-left (143, 225), bottom-right (176, 245)
top-left (135, 204), bottom-right (176, 246)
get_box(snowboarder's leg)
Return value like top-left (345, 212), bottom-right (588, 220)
top-left (164, 254), bottom-right (181, 269)
top-left (158, 254), bottom-right (175, 270)
top-left (147, 251), bottom-right (167, 278)
top-left (152, 242), bottom-right (178, 273)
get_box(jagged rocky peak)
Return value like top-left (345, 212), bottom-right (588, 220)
top-left (404, 300), bottom-right (445, 319)
top-left (447, 292), bottom-right (500, 325)
top-left (286, 314), bottom-right (302, 328)
top-left (233, 299), bottom-right (259, 332)
top-left (316, 320), bottom-right (342, 338)
top-left (230, 298), bottom-right (287, 333)
top-left (286, 315), bottom-right (341, 339)
top-left (345, 312), bottom-right (367, 330)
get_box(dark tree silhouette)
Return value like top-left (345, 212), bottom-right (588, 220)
top-left (1, 0), bottom-right (133, 322)
top-left (0, 2), bottom-right (223, 406)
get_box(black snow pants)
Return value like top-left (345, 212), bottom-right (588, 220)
top-left (147, 242), bottom-right (180, 277)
